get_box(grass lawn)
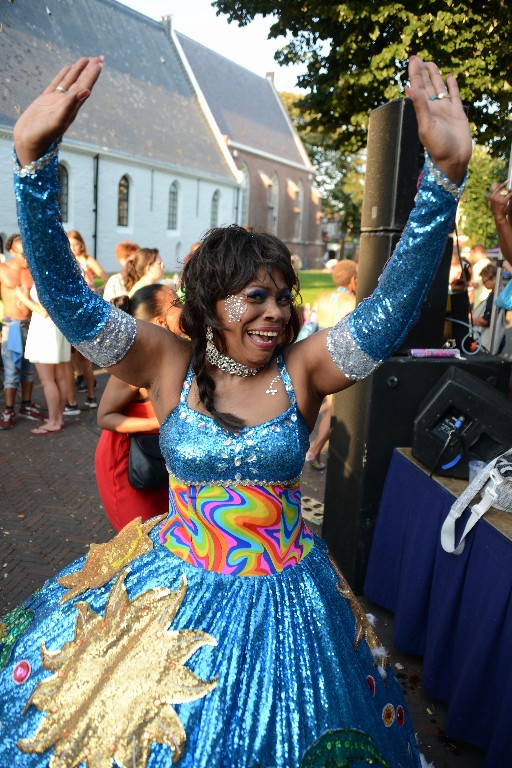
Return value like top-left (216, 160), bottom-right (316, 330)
top-left (296, 270), bottom-right (334, 308)
top-left (97, 270), bottom-right (334, 312)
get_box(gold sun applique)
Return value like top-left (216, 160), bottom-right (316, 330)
top-left (57, 515), bottom-right (166, 604)
top-left (328, 553), bottom-right (389, 676)
top-left (19, 571), bottom-right (217, 767)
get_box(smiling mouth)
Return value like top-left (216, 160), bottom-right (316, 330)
top-left (247, 329), bottom-right (280, 346)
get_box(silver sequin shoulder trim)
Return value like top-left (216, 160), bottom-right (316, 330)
top-left (75, 306), bottom-right (137, 368)
top-left (326, 315), bottom-right (381, 381)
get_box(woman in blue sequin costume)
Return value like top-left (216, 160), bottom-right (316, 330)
top-left (1, 56), bottom-right (471, 767)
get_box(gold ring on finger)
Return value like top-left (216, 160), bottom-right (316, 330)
top-left (55, 85), bottom-right (71, 94)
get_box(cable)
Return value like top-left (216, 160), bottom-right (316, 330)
top-left (447, 318), bottom-right (484, 355)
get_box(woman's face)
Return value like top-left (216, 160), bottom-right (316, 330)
top-left (214, 269), bottom-right (292, 367)
top-left (68, 237), bottom-right (84, 258)
top-left (146, 256), bottom-right (164, 282)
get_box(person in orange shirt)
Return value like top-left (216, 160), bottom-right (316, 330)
top-left (306, 260), bottom-right (357, 470)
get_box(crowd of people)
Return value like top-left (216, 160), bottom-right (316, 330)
top-left (2, 187), bottom-right (509, 444)
top-left (0, 230), bottom-right (178, 431)
top-left (0, 50), bottom-right (510, 768)
top-left (446, 196), bottom-right (512, 356)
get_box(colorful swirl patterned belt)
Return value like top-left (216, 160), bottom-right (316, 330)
top-left (159, 477), bottom-right (314, 576)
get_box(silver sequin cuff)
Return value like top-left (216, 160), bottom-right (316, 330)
top-left (75, 306), bottom-right (137, 367)
top-left (326, 315), bottom-right (382, 381)
top-left (424, 152), bottom-right (466, 201)
top-left (13, 140), bottom-right (62, 177)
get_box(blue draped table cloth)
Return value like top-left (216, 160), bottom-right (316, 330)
top-left (364, 447), bottom-right (512, 768)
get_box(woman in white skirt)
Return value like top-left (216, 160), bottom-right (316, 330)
top-left (15, 285), bottom-right (72, 434)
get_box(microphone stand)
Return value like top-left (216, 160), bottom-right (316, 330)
top-left (488, 251), bottom-right (504, 355)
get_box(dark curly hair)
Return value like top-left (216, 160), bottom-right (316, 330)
top-left (180, 225), bottom-right (301, 431)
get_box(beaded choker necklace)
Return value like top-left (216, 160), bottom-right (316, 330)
top-left (206, 327), bottom-right (262, 377)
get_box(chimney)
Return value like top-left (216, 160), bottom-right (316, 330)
top-left (266, 72), bottom-right (275, 83)
top-left (161, 14), bottom-right (173, 40)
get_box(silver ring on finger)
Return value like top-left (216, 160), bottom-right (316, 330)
top-left (55, 85), bottom-right (71, 94)
top-left (431, 90), bottom-right (449, 101)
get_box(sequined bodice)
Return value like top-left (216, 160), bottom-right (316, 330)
top-left (158, 357), bottom-right (313, 576)
top-left (159, 355), bottom-right (309, 487)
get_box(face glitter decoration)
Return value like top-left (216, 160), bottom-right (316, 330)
top-left (224, 294), bottom-right (248, 323)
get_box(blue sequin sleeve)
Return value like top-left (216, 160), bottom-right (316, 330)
top-left (13, 142), bottom-right (136, 367)
top-left (326, 154), bottom-right (465, 380)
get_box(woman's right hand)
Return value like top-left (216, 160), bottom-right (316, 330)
top-left (14, 57), bottom-right (104, 167)
top-left (489, 181), bottom-right (512, 225)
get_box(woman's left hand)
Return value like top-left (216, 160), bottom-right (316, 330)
top-left (405, 56), bottom-right (472, 185)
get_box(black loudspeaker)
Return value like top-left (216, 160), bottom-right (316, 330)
top-left (357, 233), bottom-right (452, 350)
top-left (322, 355), bottom-right (512, 594)
top-left (361, 98), bottom-right (424, 232)
top-left (412, 366), bottom-right (512, 479)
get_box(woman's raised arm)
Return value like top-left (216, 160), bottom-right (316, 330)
top-left (295, 56), bottom-right (472, 402)
top-left (13, 57), bottom-right (189, 399)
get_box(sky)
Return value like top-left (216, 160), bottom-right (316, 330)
top-left (119, 0), bottom-right (306, 93)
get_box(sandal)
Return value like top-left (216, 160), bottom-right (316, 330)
top-left (306, 451), bottom-right (326, 471)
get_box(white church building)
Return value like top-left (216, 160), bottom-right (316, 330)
top-left (0, 0), bottom-right (322, 272)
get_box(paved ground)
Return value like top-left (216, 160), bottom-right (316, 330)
top-left (0, 368), bottom-right (485, 767)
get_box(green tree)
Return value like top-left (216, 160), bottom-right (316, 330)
top-left (461, 145), bottom-right (508, 248)
top-left (279, 91), bottom-right (364, 235)
top-left (214, 1), bottom-right (512, 157)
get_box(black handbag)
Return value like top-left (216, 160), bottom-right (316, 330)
top-left (128, 433), bottom-right (169, 489)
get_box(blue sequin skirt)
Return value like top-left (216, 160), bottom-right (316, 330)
top-left (0, 526), bottom-right (421, 767)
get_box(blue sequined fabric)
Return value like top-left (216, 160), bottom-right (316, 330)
top-left (160, 356), bottom-right (309, 486)
top-left (0, 529), bottom-right (422, 767)
top-left (14, 145), bottom-right (136, 365)
top-left (327, 155), bottom-right (464, 377)
top-left (0, 358), bottom-right (422, 767)
top-left (3, 145), bottom-right (431, 767)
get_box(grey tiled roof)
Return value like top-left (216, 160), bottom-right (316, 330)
top-left (0, 0), bottom-right (235, 180)
top-left (176, 32), bottom-right (310, 168)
